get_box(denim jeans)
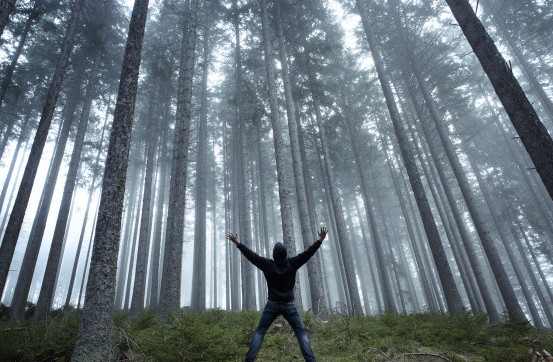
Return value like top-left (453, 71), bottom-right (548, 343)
top-left (245, 300), bottom-right (316, 361)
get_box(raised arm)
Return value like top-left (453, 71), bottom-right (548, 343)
top-left (228, 233), bottom-right (270, 271)
top-left (289, 227), bottom-right (328, 269)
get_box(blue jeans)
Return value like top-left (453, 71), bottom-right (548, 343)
top-left (245, 300), bottom-right (316, 361)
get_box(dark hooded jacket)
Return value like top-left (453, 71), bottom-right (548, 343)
top-left (237, 240), bottom-right (322, 303)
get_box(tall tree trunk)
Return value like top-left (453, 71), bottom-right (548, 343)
top-left (72, 0), bottom-right (149, 358)
top-left (149, 98), bottom-right (170, 310)
top-left (158, 0), bottom-right (198, 319)
top-left (355, 0), bottom-right (463, 313)
top-left (0, 0), bottom-right (84, 300)
top-left (130, 77), bottom-right (161, 316)
top-left (444, 0), bottom-right (553, 201)
top-left (34, 55), bottom-right (102, 320)
top-left (340, 99), bottom-right (397, 313)
top-left (258, 0), bottom-right (301, 306)
top-left (312, 103), bottom-right (363, 315)
top-left (10, 65), bottom-right (86, 322)
top-left (64, 111), bottom-right (109, 308)
top-left (469, 157), bottom-right (544, 327)
top-left (390, 0), bottom-right (518, 319)
top-left (232, 1), bottom-right (255, 311)
top-left (114, 150), bottom-right (142, 308)
top-left (0, 0), bottom-right (17, 39)
top-left (191, 23), bottom-right (211, 311)
top-left (274, 1), bottom-right (325, 314)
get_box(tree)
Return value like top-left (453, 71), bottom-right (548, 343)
top-left (158, 0), bottom-right (198, 319)
top-left (72, 0), bottom-right (149, 358)
top-left (354, 0), bottom-right (463, 314)
top-left (0, 0), bottom-right (85, 302)
top-left (444, 0), bottom-right (553, 202)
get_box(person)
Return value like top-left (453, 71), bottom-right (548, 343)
top-left (227, 227), bottom-right (328, 362)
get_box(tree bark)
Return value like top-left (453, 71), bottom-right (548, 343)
top-left (72, 0), bottom-right (149, 358)
top-left (158, 0), bottom-right (198, 319)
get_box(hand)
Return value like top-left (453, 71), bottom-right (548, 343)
top-left (317, 227), bottom-right (328, 242)
top-left (227, 233), bottom-right (240, 246)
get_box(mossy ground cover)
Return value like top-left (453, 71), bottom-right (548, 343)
top-left (0, 308), bottom-right (552, 361)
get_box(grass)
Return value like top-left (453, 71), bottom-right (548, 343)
top-left (0, 307), bottom-right (552, 361)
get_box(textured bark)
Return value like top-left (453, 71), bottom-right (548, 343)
top-left (35, 56), bottom-right (101, 320)
top-left (158, 0), bottom-right (198, 319)
top-left (0, 0), bottom-right (84, 301)
top-left (355, 0), bottom-right (462, 313)
top-left (130, 78), bottom-right (161, 316)
top-left (191, 24), bottom-right (211, 311)
top-left (72, 0), bottom-right (149, 359)
top-left (444, 0), bottom-right (553, 202)
top-left (274, 2), bottom-right (324, 314)
top-left (258, 0), bottom-right (301, 305)
top-left (0, 0), bottom-right (17, 39)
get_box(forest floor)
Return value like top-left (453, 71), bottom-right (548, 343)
top-left (0, 307), bottom-right (552, 361)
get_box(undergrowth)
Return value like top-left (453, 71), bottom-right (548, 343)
top-left (0, 308), bottom-right (551, 361)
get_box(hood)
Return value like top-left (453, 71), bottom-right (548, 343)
top-left (272, 242), bottom-right (287, 263)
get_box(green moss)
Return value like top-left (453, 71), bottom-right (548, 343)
top-left (0, 309), bottom-right (551, 361)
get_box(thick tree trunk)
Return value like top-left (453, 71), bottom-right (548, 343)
top-left (355, 0), bottom-right (462, 313)
top-left (444, 0), bottom-right (553, 202)
top-left (258, 0), bottom-right (301, 306)
top-left (158, 0), bottom-right (198, 319)
top-left (72, 0), bottom-right (149, 358)
top-left (34, 55), bottom-right (101, 320)
top-left (0, 0), bottom-right (84, 300)
top-left (191, 24), bottom-right (211, 311)
top-left (274, 1), bottom-right (325, 314)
